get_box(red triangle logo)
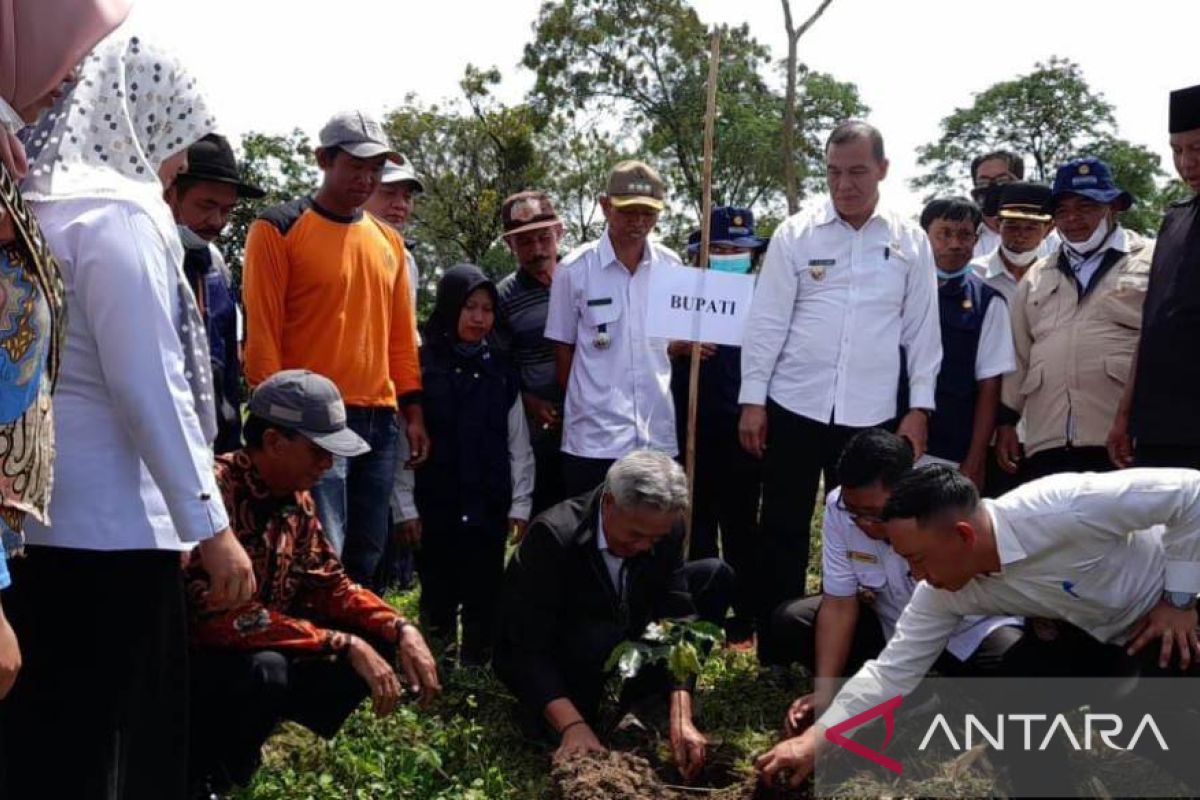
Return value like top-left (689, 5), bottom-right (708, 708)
top-left (823, 694), bottom-right (904, 775)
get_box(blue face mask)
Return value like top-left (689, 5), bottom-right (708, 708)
top-left (937, 264), bottom-right (974, 281)
top-left (709, 252), bottom-right (753, 274)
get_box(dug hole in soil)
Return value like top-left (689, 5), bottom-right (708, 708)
top-left (550, 751), bottom-right (806, 800)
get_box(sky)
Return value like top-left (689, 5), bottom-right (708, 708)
top-left (121, 0), bottom-right (1200, 216)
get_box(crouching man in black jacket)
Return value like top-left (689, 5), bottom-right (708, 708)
top-left (494, 450), bottom-right (733, 780)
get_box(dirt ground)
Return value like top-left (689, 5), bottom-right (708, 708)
top-left (550, 750), bottom-right (807, 800)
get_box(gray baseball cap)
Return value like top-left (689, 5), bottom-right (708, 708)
top-left (248, 370), bottom-right (370, 458)
top-left (318, 110), bottom-right (402, 164)
top-left (380, 156), bottom-right (424, 191)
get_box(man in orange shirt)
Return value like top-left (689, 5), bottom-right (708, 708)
top-left (243, 110), bottom-right (426, 590)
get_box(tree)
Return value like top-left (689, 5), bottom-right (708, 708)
top-left (912, 57), bottom-right (1170, 235)
top-left (781, 0), bottom-right (835, 213)
top-left (222, 129), bottom-right (318, 287)
top-left (523, 0), bottom-right (864, 216)
top-left (538, 114), bottom-right (625, 246)
top-left (384, 66), bottom-right (546, 283)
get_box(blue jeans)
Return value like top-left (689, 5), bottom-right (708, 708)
top-left (311, 407), bottom-right (400, 590)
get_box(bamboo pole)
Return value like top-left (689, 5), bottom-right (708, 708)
top-left (684, 30), bottom-right (721, 560)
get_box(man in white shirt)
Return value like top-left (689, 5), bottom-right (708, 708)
top-left (755, 465), bottom-right (1200, 790)
top-left (767, 431), bottom-right (1023, 724)
top-left (970, 151), bottom-right (1060, 261)
top-left (545, 160), bottom-right (682, 497)
top-left (738, 121), bottom-right (941, 640)
top-left (918, 197), bottom-right (1016, 489)
top-left (970, 182), bottom-right (1054, 304)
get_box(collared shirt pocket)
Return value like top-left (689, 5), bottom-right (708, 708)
top-left (1019, 362), bottom-right (1044, 398)
top-left (1104, 260), bottom-right (1150, 330)
top-left (848, 552), bottom-right (888, 590)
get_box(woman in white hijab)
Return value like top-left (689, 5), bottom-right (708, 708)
top-left (0, 35), bottom-right (254, 800)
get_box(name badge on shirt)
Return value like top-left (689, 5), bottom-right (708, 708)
top-left (848, 550), bottom-right (879, 564)
top-left (807, 258), bottom-right (835, 281)
top-left (586, 297), bottom-right (614, 307)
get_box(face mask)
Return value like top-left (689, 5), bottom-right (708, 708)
top-left (1064, 216), bottom-right (1111, 256)
top-left (709, 252), bottom-right (753, 274)
top-left (1000, 244), bottom-right (1039, 268)
top-left (936, 264), bottom-right (974, 281)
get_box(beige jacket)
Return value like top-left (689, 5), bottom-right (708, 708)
top-left (1002, 230), bottom-right (1153, 456)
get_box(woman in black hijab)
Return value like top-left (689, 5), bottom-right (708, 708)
top-left (400, 264), bottom-right (534, 665)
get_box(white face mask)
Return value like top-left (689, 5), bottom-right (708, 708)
top-left (1064, 216), bottom-right (1111, 256)
top-left (1000, 244), bottom-right (1040, 268)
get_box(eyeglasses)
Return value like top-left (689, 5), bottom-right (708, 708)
top-left (836, 496), bottom-right (884, 525)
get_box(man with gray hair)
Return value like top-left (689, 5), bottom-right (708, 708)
top-left (494, 450), bottom-right (733, 780)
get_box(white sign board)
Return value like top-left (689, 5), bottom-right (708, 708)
top-left (646, 263), bottom-right (757, 346)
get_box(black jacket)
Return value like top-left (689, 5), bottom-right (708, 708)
top-left (492, 488), bottom-right (696, 713)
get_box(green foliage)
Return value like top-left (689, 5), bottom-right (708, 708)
top-left (604, 619), bottom-right (725, 685)
top-left (913, 57), bottom-right (1118, 192)
top-left (383, 68), bottom-right (547, 278)
top-left (523, 0), bottom-right (865, 215)
top-left (221, 129), bottom-right (318, 288)
top-left (911, 57), bottom-right (1171, 235)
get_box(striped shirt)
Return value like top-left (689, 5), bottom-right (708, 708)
top-left (496, 267), bottom-right (561, 403)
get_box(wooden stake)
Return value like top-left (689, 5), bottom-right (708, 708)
top-left (684, 30), bottom-right (721, 560)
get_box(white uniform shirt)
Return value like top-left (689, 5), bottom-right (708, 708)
top-left (545, 230), bottom-right (680, 458)
top-left (27, 198), bottom-right (229, 550)
top-left (739, 200), bottom-right (942, 426)
top-left (971, 250), bottom-right (1025, 304)
top-left (819, 468), bottom-right (1200, 730)
top-left (822, 488), bottom-right (1019, 660)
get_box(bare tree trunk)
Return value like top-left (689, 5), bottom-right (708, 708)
top-left (781, 0), bottom-right (835, 215)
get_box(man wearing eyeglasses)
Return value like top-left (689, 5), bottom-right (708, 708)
top-left (764, 429), bottom-right (1024, 726)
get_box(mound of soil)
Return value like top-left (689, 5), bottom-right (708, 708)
top-left (551, 751), bottom-right (679, 800)
top-left (549, 753), bottom-right (676, 800)
top-left (551, 750), bottom-right (806, 800)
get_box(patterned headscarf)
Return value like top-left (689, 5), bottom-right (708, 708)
top-left (21, 35), bottom-right (220, 443)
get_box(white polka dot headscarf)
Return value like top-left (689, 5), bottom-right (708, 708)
top-left (21, 34), bottom-right (217, 202)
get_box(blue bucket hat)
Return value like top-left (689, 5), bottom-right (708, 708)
top-left (686, 206), bottom-right (768, 254)
top-left (1049, 157), bottom-right (1133, 211)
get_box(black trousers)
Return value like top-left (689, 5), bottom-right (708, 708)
top-left (537, 559), bottom-right (734, 726)
top-left (1137, 443), bottom-right (1200, 470)
top-left (688, 423), bottom-right (763, 626)
top-left (758, 403), bottom-right (871, 637)
top-left (415, 516), bottom-right (508, 663)
top-left (189, 641), bottom-right (393, 790)
top-left (982, 443), bottom-right (1025, 498)
top-left (766, 594), bottom-right (1029, 676)
top-left (1023, 444), bottom-right (1113, 480)
top-left (531, 430), bottom-right (569, 516)
top-left (0, 546), bottom-right (189, 800)
top-left (561, 453), bottom-right (615, 499)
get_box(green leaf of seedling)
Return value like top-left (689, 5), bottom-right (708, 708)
top-left (668, 641), bottom-right (702, 683)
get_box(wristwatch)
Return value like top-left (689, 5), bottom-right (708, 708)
top-left (1162, 590), bottom-right (1198, 611)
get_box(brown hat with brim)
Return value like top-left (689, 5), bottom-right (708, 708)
top-left (606, 159), bottom-right (665, 210)
top-left (501, 191), bottom-right (562, 238)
